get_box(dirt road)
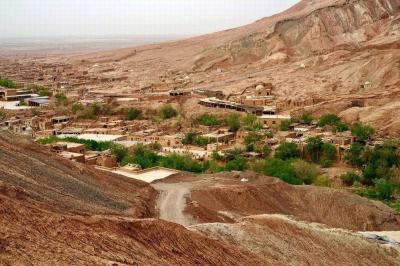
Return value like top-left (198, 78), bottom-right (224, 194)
top-left (152, 182), bottom-right (195, 226)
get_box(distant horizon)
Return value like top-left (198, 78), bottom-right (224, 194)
top-left (0, 0), bottom-right (298, 39)
top-left (0, 34), bottom-right (191, 56)
top-left (0, 34), bottom-right (190, 42)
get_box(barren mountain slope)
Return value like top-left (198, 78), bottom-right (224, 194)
top-left (0, 134), bottom-right (399, 265)
top-left (191, 214), bottom-right (400, 266)
top-left (65, 0), bottom-right (399, 71)
top-left (0, 132), bottom-right (156, 217)
top-left (0, 185), bottom-right (269, 266)
top-left (177, 172), bottom-right (400, 231)
top-left (49, 0), bottom-right (400, 134)
top-left (193, 0), bottom-right (399, 69)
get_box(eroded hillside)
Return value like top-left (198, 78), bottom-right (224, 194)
top-left (0, 134), bottom-right (400, 265)
top-left (0, 132), bottom-right (156, 217)
top-left (193, 0), bottom-right (399, 69)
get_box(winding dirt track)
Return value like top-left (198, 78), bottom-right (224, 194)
top-left (152, 182), bottom-right (195, 226)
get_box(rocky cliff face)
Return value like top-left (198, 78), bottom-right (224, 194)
top-left (193, 0), bottom-right (400, 70)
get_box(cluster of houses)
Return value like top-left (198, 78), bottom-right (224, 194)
top-left (0, 60), bottom-right (130, 92)
top-left (50, 141), bottom-right (118, 168)
top-left (0, 87), bottom-right (50, 108)
top-left (0, 56), bottom-right (380, 176)
top-left (0, 78), bottom-right (360, 170)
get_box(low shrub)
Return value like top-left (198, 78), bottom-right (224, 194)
top-left (340, 171), bottom-right (360, 186)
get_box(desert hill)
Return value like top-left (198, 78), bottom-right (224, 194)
top-left (0, 133), bottom-right (399, 265)
top-left (51, 0), bottom-right (400, 135)
top-left (1, 0), bottom-right (400, 264)
top-left (0, 132), bottom-right (156, 217)
top-left (179, 172), bottom-right (400, 231)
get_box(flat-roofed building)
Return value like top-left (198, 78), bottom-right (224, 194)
top-left (159, 134), bottom-right (184, 148)
top-left (56, 127), bottom-right (84, 135)
top-left (169, 90), bottom-right (191, 97)
top-left (27, 97), bottom-right (50, 107)
top-left (51, 116), bottom-right (70, 124)
top-left (257, 115), bottom-right (291, 128)
top-left (202, 129), bottom-right (235, 144)
top-left (239, 96), bottom-right (275, 107)
top-left (51, 142), bottom-right (86, 154)
top-left (0, 88), bottom-right (38, 101)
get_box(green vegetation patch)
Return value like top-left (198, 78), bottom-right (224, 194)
top-left (194, 114), bottom-right (221, 126)
top-left (0, 77), bottom-right (17, 88)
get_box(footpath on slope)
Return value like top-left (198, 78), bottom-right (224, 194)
top-left (151, 182), bottom-right (196, 226)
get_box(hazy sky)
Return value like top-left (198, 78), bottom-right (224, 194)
top-left (0, 0), bottom-right (298, 39)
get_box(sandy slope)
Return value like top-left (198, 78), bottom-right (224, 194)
top-left (191, 214), bottom-right (400, 266)
top-left (152, 182), bottom-right (195, 226)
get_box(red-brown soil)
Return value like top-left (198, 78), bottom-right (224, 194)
top-left (0, 134), bottom-right (399, 265)
top-left (0, 187), bottom-right (268, 266)
top-left (191, 214), bottom-right (400, 266)
top-left (0, 132), bottom-right (156, 217)
top-left (184, 172), bottom-right (400, 231)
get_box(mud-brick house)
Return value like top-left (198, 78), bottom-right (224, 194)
top-left (50, 142), bottom-right (86, 154)
top-left (96, 154), bottom-right (118, 168)
top-left (159, 134), bottom-right (184, 148)
top-left (51, 115), bottom-right (71, 125)
top-left (257, 115), bottom-right (291, 128)
top-left (202, 129), bottom-right (235, 144)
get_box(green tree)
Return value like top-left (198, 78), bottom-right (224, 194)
top-left (345, 142), bottom-right (366, 167)
top-left (195, 114), bottom-right (220, 126)
top-left (0, 77), bottom-right (17, 88)
top-left (127, 108), bottom-right (142, 120)
top-left (182, 132), bottom-right (212, 147)
top-left (320, 143), bottom-right (337, 167)
top-left (160, 153), bottom-right (204, 173)
top-left (244, 132), bottom-right (263, 146)
top-left (225, 157), bottom-right (248, 171)
top-left (242, 114), bottom-right (257, 128)
top-left (205, 160), bottom-right (224, 174)
top-left (182, 132), bottom-right (197, 145)
top-left (305, 137), bottom-right (324, 163)
top-left (28, 85), bottom-right (52, 97)
top-left (292, 160), bottom-right (319, 184)
top-left (193, 136), bottom-right (211, 147)
top-left (55, 93), bottom-right (68, 106)
top-left (226, 113), bottom-right (241, 132)
top-left (122, 145), bottom-right (161, 169)
top-left (361, 142), bottom-right (399, 185)
top-left (374, 179), bottom-right (395, 200)
top-left (71, 102), bottom-right (84, 114)
top-left (340, 171), bottom-right (361, 186)
top-left (0, 109), bottom-right (5, 119)
top-left (275, 142), bottom-right (300, 160)
top-left (260, 145), bottom-right (272, 158)
top-left (319, 113), bottom-right (340, 127)
top-left (211, 151), bottom-right (223, 161)
top-left (225, 147), bottom-right (245, 161)
top-left (242, 114), bottom-right (263, 131)
top-left (263, 158), bottom-right (302, 185)
top-left (351, 122), bottom-right (375, 142)
top-left (335, 121), bottom-right (349, 132)
top-left (279, 119), bottom-right (292, 131)
top-left (159, 104), bottom-right (177, 120)
top-left (300, 113), bottom-right (313, 125)
top-left (110, 144), bottom-right (128, 162)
